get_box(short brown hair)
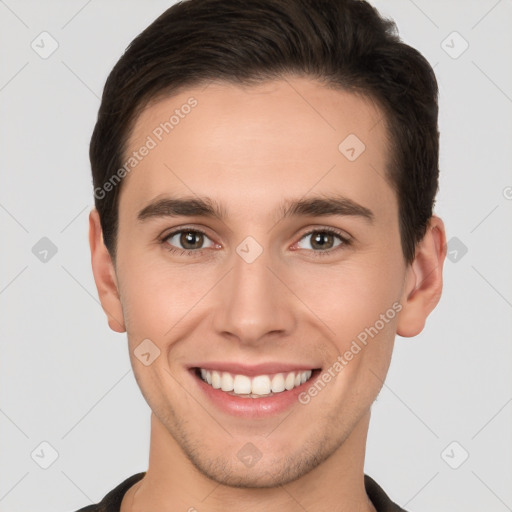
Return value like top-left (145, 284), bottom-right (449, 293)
top-left (90, 0), bottom-right (439, 264)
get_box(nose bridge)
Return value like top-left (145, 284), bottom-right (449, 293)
top-left (212, 244), bottom-right (295, 344)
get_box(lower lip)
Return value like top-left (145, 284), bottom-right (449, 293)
top-left (191, 369), bottom-right (320, 418)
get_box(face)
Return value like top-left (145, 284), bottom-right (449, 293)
top-left (94, 77), bottom-right (431, 487)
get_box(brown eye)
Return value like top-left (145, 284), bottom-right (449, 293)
top-left (179, 230), bottom-right (204, 249)
top-left (310, 231), bottom-right (336, 250)
top-left (296, 229), bottom-right (350, 254)
top-left (163, 229), bottom-right (215, 253)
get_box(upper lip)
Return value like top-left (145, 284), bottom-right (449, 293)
top-left (189, 362), bottom-right (320, 376)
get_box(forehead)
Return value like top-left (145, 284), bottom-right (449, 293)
top-left (120, 77), bottom-right (395, 223)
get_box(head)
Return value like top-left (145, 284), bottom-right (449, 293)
top-left (89, 0), bottom-right (446, 488)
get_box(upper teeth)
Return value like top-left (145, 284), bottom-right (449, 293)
top-left (200, 369), bottom-right (313, 396)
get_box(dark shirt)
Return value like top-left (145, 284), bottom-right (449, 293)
top-left (75, 472), bottom-right (407, 511)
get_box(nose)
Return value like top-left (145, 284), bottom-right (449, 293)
top-left (211, 247), bottom-right (296, 346)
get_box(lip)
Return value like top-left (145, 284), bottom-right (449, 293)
top-left (188, 366), bottom-right (321, 418)
top-left (188, 361), bottom-right (318, 376)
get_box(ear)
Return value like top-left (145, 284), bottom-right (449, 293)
top-left (89, 209), bottom-right (126, 333)
top-left (396, 215), bottom-right (447, 337)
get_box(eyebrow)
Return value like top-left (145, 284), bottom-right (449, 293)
top-left (137, 194), bottom-right (374, 224)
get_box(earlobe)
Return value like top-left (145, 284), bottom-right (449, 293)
top-left (396, 215), bottom-right (447, 338)
top-left (89, 209), bottom-right (126, 333)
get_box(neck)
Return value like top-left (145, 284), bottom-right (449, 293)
top-left (122, 412), bottom-right (376, 512)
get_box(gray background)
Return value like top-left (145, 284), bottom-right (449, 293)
top-left (1, 1), bottom-right (511, 511)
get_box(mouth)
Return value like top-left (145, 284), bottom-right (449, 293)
top-left (188, 362), bottom-right (323, 417)
top-left (194, 367), bottom-right (316, 398)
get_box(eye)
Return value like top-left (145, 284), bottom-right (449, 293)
top-left (162, 228), bottom-right (217, 255)
top-left (295, 228), bottom-right (351, 255)
top-left (160, 226), bottom-right (351, 258)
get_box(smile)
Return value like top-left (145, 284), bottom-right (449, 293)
top-left (196, 368), bottom-right (314, 398)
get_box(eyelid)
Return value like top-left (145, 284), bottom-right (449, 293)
top-left (297, 225), bottom-right (352, 242)
top-left (161, 225), bottom-right (209, 239)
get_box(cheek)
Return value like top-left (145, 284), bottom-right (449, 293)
top-left (290, 255), bottom-right (404, 341)
top-left (117, 250), bottom-right (220, 342)
top-left (299, 260), bottom-right (401, 407)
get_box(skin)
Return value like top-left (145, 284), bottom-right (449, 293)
top-left (89, 76), bottom-right (447, 512)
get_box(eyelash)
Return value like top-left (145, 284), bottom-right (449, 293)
top-left (160, 227), bottom-right (352, 258)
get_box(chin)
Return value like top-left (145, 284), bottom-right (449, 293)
top-left (184, 437), bottom-right (334, 489)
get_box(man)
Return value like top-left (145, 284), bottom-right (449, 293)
top-left (80, 0), bottom-right (446, 510)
